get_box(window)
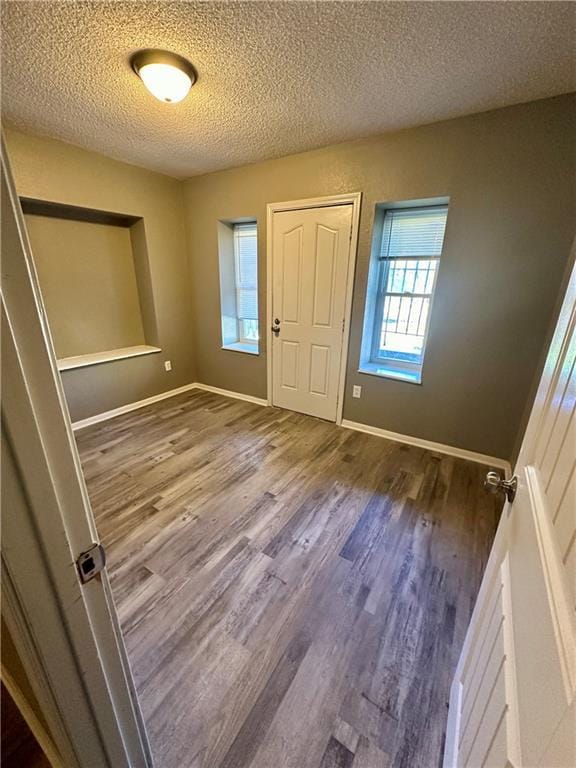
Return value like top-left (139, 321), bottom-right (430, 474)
top-left (219, 220), bottom-right (259, 353)
top-left (360, 204), bottom-right (448, 383)
top-left (233, 223), bottom-right (259, 345)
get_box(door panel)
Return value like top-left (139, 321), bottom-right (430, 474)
top-left (271, 205), bottom-right (353, 421)
top-left (509, 471), bottom-right (572, 764)
top-left (456, 557), bottom-right (520, 768)
top-left (555, 469), bottom-right (575, 563)
top-left (444, 256), bottom-right (576, 768)
top-left (280, 340), bottom-right (299, 390)
top-left (309, 344), bottom-right (330, 395)
top-left (281, 225), bottom-right (303, 323)
top-left (459, 583), bottom-right (504, 736)
top-left (312, 225), bottom-right (337, 326)
top-left (526, 280), bottom-right (576, 607)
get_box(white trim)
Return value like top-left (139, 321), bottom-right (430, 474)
top-left (2, 136), bottom-right (151, 767)
top-left (72, 383), bottom-right (508, 473)
top-left (58, 344), bottom-right (161, 371)
top-left (71, 382), bottom-right (268, 431)
top-left (266, 193), bottom-right (362, 213)
top-left (221, 341), bottom-right (259, 355)
top-left (341, 418), bottom-right (511, 471)
top-left (266, 192), bottom-right (362, 425)
top-left (500, 554), bottom-right (523, 768)
top-left (71, 383), bottom-right (198, 430)
top-left (358, 362), bottom-right (421, 385)
top-left (191, 382), bottom-right (268, 406)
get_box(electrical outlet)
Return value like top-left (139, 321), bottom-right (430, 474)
top-left (352, 384), bottom-right (362, 398)
top-left (164, 360), bottom-right (172, 372)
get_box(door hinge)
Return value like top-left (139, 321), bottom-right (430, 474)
top-left (76, 543), bottom-right (106, 584)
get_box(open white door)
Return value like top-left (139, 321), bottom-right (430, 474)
top-left (1, 140), bottom-right (152, 767)
top-left (268, 196), bottom-right (360, 422)
top-left (444, 250), bottom-right (576, 767)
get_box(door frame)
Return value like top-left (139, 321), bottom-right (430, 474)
top-left (266, 193), bottom-right (362, 424)
top-left (1, 138), bottom-right (152, 767)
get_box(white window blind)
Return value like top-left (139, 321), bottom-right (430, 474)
top-left (233, 223), bottom-right (259, 342)
top-left (367, 205), bottom-right (447, 379)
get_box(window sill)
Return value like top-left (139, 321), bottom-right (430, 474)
top-left (57, 345), bottom-right (161, 371)
top-left (222, 342), bottom-right (259, 356)
top-left (359, 362), bottom-right (422, 385)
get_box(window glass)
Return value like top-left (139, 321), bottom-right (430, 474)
top-left (360, 204), bottom-right (448, 382)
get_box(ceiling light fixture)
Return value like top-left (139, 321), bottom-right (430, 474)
top-left (131, 49), bottom-right (196, 104)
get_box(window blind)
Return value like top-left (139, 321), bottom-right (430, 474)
top-left (379, 206), bottom-right (448, 260)
top-left (234, 223), bottom-right (258, 321)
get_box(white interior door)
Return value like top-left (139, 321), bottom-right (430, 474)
top-left (444, 253), bottom-right (576, 767)
top-left (1, 140), bottom-right (151, 767)
top-left (271, 203), bottom-right (353, 421)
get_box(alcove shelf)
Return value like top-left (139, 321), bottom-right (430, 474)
top-left (57, 344), bottom-right (161, 371)
top-left (20, 197), bottom-right (140, 227)
top-left (21, 197), bottom-right (161, 371)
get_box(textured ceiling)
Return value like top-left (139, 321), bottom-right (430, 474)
top-left (2, 1), bottom-right (575, 178)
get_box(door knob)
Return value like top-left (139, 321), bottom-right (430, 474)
top-left (484, 471), bottom-right (518, 503)
top-left (271, 318), bottom-right (280, 336)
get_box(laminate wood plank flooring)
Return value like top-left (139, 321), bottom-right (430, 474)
top-left (76, 390), bottom-right (502, 768)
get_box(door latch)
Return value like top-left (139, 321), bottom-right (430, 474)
top-left (76, 543), bottom-right (106, 584)
top-left (483, 472), bottom-right (518, 503)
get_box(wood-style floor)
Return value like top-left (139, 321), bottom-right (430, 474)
top-left (76, 390), bottom-right (502, 768)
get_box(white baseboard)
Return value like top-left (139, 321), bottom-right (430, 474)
top-left (71, 383), bottom-right (198, 431)
top-left (71, 385), bottom-right (510, 473)
top-left (191, 382), bottom-right (268, 407)
top-left (71, 381), bottom-right (268, 431)
top-left (341, 419), bottom-right (511, 473)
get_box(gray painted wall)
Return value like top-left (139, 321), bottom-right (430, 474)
top-left (24, 214), bottom-right (146, 358)
top-left (6, 96), bottom-right (575, 460)
top-left (6, 129), bottom-right (196, 422)
top-left (184, 95), bottom-right (576, 461)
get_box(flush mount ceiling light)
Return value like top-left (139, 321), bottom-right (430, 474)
top-left (131, 49), bottom-right (196, 104)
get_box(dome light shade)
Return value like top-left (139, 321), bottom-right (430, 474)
top-left (138, 62), bottom-right (191, 103)
top-left (131, 49), bottom-right (196, 104)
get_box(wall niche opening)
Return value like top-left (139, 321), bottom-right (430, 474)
top-left (20, 198), bottom-right (160, 370)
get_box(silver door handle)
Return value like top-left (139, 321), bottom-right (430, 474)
top-left (484, 471), bottom-right (518, 503)
top-left (271, 318), bottom-right (280, 336)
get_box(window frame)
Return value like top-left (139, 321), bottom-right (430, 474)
top-left (219, 219), bottom-right (260, 355)
top-left (233, 224), bottom-right (259, 346)
top-left (360, 202), bottom-right (448, 384)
